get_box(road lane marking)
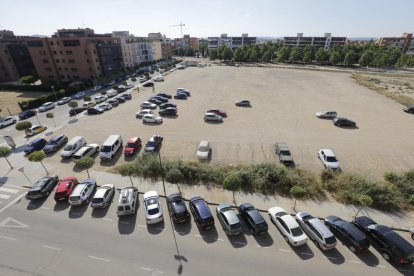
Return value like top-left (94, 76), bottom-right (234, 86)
top-left (88, 255), bottom-right (110, 262)
top-left (377, 265), bottom-right (386, 268)
top-left (217, 238), bottom-right (224, 241)
top-left (0, 235), bottom-right (16, 241)
top-left (120, 221), bottom-right (129, 225)
top-left (278, 248), bottom-right (291, 252)
top-left (0, 187), bottom-right (19, 193)
top-left (257, 245), bottom-right (269, 249)
top-left (102, 218), bottom-right (112, 221)
top-left (0, 194), bottom-right (11, 199)
top-left (194, 234), bottom-right (204, 238)
top-left (140, 267), bottom-right (164, 274)
top-left (42, 245), bottom-right (61, 251)
top-left (41, 207), bottom-right (50, 210)
top-left (138, 224), bottom-right (147, 228)
top-left (325, 256), bottom-right (337, 260)
top-left (300, 252), bottom-right (313, 256)
top-left (349, 260), bottom-right (361, 264)
top-left (0, 217), bottom-right (29, 228)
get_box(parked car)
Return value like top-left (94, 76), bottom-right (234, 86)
top-left (143, 191), bottom-right (163, 224)
top-left (151, 96), bottom-right (168, 103)
top-left (296, 211), bottom-right (336, 250)
top-left (275, 142), bottom-right (294, 165)
top-left (43, 134), bottom-right (68, 154)
top-left (153, 75), bottom-right (164, 82)
top-left (115, 96), bottom-right (126, 103)
top-left (69, 107), bottom-right (86, 116)
top-left (0, 116), bottom-right (17, 128)
top-left (147, 98), bottom-right (162, 105)
top-left (159, 107), bottom-right (177, 116)
top-left (136, 109), bottom-right (153, 118)
top-left (120, 92), bottom-right (132, 100)
top-left (106, 98), bottom-right (119, 107)
top-left (174, 93), bottom-right (187, 100)
top-left (25, 125), bottom-right (47, 136)
top-left (204, 112), bottom-right (223, 122)
top-left (38, 102), bottom-right (55, 112)
top-left (73, 91), bottom-right (86, 99)
top-left (57, 97), bottom-right (71, 105)
top-left (157, 93), bottom-right (172, 99)
top-left (91, 85), bottom-right (102, 92)
top-left (68, 179), bottom-right (97, 206)
top-left (216, 204), bottom-right (242, 236)
top-left (26, 175), bottom-right (59, 200)
top-left (24, 138), bottom-right (47, 155)
top-left (100, 135), bottom-right (123, 160)
top-left (268, 207), bottom-right (308, 246)
top-left (144, 135), bottom-right (163, 153)
top-left (318, 149), bottom-right (340, 170)
top-left (143, 114), bottom-right (163, 124)
top-left (54, 176), bottom-right (79, 202)
top-left (189, 196), bottom-right (215, 230)
top-left (196, 141), bottom-right (210, 160)
top-left (316, 111), bottom-right (337, 119)
top-left (167, 193), bottom-right (191, 223)
top-left (91, 184), bottom-right (115, 208)
top-left (324, 215), bottom-right (370, 253)
top-left (143, 81), bottom-right (155, 87)
top-left (18, 109), bottom-right (36, 120)
top-left (235, 100), bottom-right (251, 107)
top-left (333, 117), bottom-right (357, 127)
top-left (72, 144), bottom-right (100, 160)
top-left (117, 186), bottom-right (138, 217)
top-left (94, 95), bottom-right (108, 103)
top-left (124, 137), bottom-right (142, 156)
top-left (353, 216), bottom-right (414, 264)
top-left (403, 105), bottom-right (414, 114)
top-left (159, 103), bottom-right (176, 109)
top-left (60, 136), bottom-right (87, 158)
top-left (97, 102), bottom-right (112, 111)
top-left (140, 101), bottom-right (157, 109)
top-left (177, 88), bottom-right (190, 96)
top-left (82, 101), bottom-right (96, 108)
top-left (206, 109), bottom-right (227, 117)
top-left (139, 76), bottom-right (149, 83)
top-left (238, 203), bottom-right (268, 235)
top-left (87, 107), bottom-right (104, 115)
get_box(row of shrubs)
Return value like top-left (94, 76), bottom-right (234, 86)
top-left (116, 155), bottom-right (414, 211)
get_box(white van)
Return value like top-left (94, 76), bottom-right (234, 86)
top-left (117, 186), bottom-right (138, 217)
top-left (100, 135), bottom-right (123, 160)
top-left (106, 89), bottom-right (117, 98)
top-left (60, 136), bottom-right (87, 158)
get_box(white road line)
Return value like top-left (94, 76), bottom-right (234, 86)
top-left (217, 238), bottom-right (224, 241)
top-left (102, 218), bottom-right (112, 221)
top-left (349, 260), bottom-right (361, 264)
top-left (257, 245), bottom-right (269, 249)
top-left (325, 256), bottom-right (337, 260)
top-left (42, 245), bottom-right (61, 251)
top-left (0, 194), bottom-right (11, 200)
top-left (0, 187), bottom-right (19, 193)
top-left (120, 221), bottom-right (129, 225)
top-left (138, 224), bottom-right (147, 228)
top-left (140, 267), bottom-right (164, 274)
top-left (278, 248), bottom-right (291, 252)
top-left (56, 210), bottom-right (65, 213)
top-left (0, 235), bottom-right (16, 241)
top-left (300, 252), bottom-right (313, 256)
top-left (234, 241), bottom-right (246, 245)
top-left (88, 255), bottom-right (110, 262)
top-left (140, 267), bottom-right (152, 271)
top-left (0, 192), bottom-right (27, 214)
top-left (194, 234), bottom-right (204, 238)
top-left (41, 207), bottom-right (50, 210)
top-left (377, 265), bottom-right (386, 268)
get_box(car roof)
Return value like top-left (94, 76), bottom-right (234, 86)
top-left (199, 141), bottom-right (209, 147)
top-left (205, 112), bottom-right (217, 116)
top-left (374, 226), bottom-right (414, 253)
top-left (355, 216), bottom-right (377, 228)
top-left (247, 209), bottom-right (264, 223)
top-left (32, 176), bottom-right (52, 190)
top-left (269, 206), bottom-right (286, 215)
top-left (308, 217), bottom-right (332, 235)
top-left (127, 137), bottom-right (139, 143)
top-left (50, 135), bottom-right (64, 141)
top-left (144, 191), bottom-right (158, 199)
top-left (320, 149), bottom-right (335, 156)
top-left (281, 213), bottom-right (299, 229)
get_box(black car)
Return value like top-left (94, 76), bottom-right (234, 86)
top-left (174, 93), bottom-right (187, 100)
top-left (151, 96), bottom-right (168, 103)
top-left (353, 216), bottom-right (414, 264)
top-left (148, 98), bottom-right (163, 105)
top-left (143, 81), bottom-right (154, 87)
top-left (159, 103), bottom-right (177, 110)
top-left (115, 96), bottom-right (126, 103)
top-left (144, 135), bottom-right (163, 153)
top-left (324, 215), bottom-right (370, 253)
top-left (87, 107), bottom-right (104, 115)
top-left (403, 105), bottom-right (414, 114)
top-left (69, 107), bottom-right (86, 116)
top-left (235, 100), bottom-right (251, 107)
top-left (167, 193), bottom-right (191, 223)
top-left (106, 99), bottom-right (119, 107)
top-left (333, 117), bottom-right (357, 127)
top-left (43, 134), bottom-right (68, 154)
top-left (189, 196), bottom-right (215, 229)
top-left (238, 203), bottom-right (268, 235)
top-left (157, 93), bottom-right (172, 99)
top-left (26, 175), bottom-right (59, 200)
top-left (24, 138), bottom-right (47, 155)
top-left (159, 107), bottom-right (177, 116)
top-left (19, 109), bottom-right (36, 120)
top-left (121, 93), bottom-right (132, 100)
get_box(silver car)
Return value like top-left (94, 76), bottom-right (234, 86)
top-left (216, 204), bottom-right (242, 236)
top-left (144, 191), bottom-right (163, 224)
top-left (91, 184), bottom-right (115, 208)
top-left (38, 102), bottom-right (55, 112)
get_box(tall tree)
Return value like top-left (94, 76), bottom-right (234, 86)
top-left (233, 47), bottom-right (246, 62)
top-left (250, 48), bottom-right (259, 62)
top-left (209, 49), bottom-right (218, 60)
top-left (302, 45), bottom-right (315, 64)
top-left (222, 47), bottom-right (234, 61)
top-left (315, 48), bottom-right (329, 65)
top-left (289, 47), bottom-right (303, 63)
top-left (0, 146), bottom-right (13, 169)
top-left (359, 50), bottom-right (375, 67)
top-left (76, 156), bottom-right (95, 178)
top-left (28, 151), bottom-right (48, 174)
top-left (329, 48), bottom-right (344, 65)
top-left (185, 47), bottom-right (195, 57)
top-left (277, 47), bottom-right (290, 63)
top-left (343, 50), bottom-right (358, 66)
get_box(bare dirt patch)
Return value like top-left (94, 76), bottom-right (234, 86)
top-left (0, 91), bottom-right (52, 116)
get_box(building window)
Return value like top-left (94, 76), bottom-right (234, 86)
top-left (62, 59), bottom-right (65, 63)
top-left (61, 75), bottom-right (65, 78)
top-left (93, 50), bottom-right (96, 54)
top-left (66, 50), bottom-right (73, 55)
top-left (86, 59), bottom-right (89, 63)
top-left (55, 59), bottom-right (60, 63)
top-left (53, 51), bottom-right (57, 55)
top-left (73, 75), bottom-right (80, 80)
top-left (64, 67), bottom-right (68, 71)
top-left (27, 41), bottom-right (43, 47)
top-left (68, 59), bottom-right (75, 64)
top-left (45, 67), bottom-right (52, 72)
top-left (58, 67), bottom-right (62, 71)
top-left (56, 41), bottom-right (60, 45)
top-left (89, 67), bottom-right (92, 71)
top-left (63, 40), bottom-right (80, 47)
top-left (39, 50), bottom-right (47, 55)
top-left (95, 58), bottom-right (98, 62)
top-left (4, 50), bottom-right (8, 54)
top-left (50, 41), bottom-right (54, 46)
top-left (59, 51), bottom-right (63, 54)
top-left (42, 59), bottom-right (49, 64)
top-left (70, 68), bottom-right (78, 72)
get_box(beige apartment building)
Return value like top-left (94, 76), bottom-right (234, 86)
top-left (377, 33), bottom-right (413, 54)
top-left (148, 32), bottom-right (173, 59)
top-left (283, 33), bottom-right (347, 50)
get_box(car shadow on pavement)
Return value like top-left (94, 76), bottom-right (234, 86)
top-left (68, 204), bottom-right (89, 219)
top-left (290, 244), bottom-right (314, 261)
top-left (99, 147), bottom-right (123, 167)
top-left (355, 249), bottom-right (380, 267)
top-left (26, 197), bottom-right (48, 210)
top-left (200, 226), bottom-right (219, 244)
top-left (60, 157), bottom-right (73, 164)
top-left (118, 213), bottom-right (137, 235)
top-left (204, 121), bottom-right (224, 125)
top-left (12, 145), bottom-right (27, 154)
top-left (227, 233), bottom-right (248, 248)
top-left (68, 118), bottom-right (78, 124)
top-left (321, 248), bottom-right (346, 265)
top-left (91, 205), bottom-right (111, 218)
top-left (53, 201), bottom-right (70, 212)
top-left (173, 221), bottom-right (192, 236)
top-left (335, 126), bottom-right (359, 130)
top-left (147, 221), bottom-right (165, 235)
top-left (44, 131), bottom-right (54, 137)
top-left (0, 176), bottom-right (8, 186)
top-left (253, 232), bottom-right (274, 247)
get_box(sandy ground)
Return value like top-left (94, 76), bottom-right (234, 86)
top-left (39, 65), bottom-right (414, 179)
top-left (0, 91), bottom-right (53, 116)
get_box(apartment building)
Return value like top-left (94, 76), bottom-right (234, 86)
top-left (148, 32), bottom-right (173, 59)
top-left (207, 34), bottom-right (257, 49)
top-left (115, 34), bottom-right (154, 69)
top-left (284, 33), bottom-right (346, 50)
top-left (26, 28), bottom-right (122, 85)
top-left (376, 33), bottom-right (413, 54)
top-left (174, 34), bottom-right (199, 50)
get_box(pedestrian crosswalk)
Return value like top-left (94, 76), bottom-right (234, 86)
top-left (0, 185), bottom-right (20, 204)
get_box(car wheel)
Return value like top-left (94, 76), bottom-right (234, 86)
top-left (349, 245), bottom-right (356, 253)
top-left (284, 235), bottom-right (289, 243)
top-left (381, 251), bottom-right (391, 261)
top-left (111, 154), bottom-right (114, 160)
top-left (313, 240), bottom-right (320, 248)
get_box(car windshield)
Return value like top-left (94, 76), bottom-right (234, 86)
top-left (101, 145), bottom-right (112, 152)
top-left (230, 222), bottom-right (241, 230)
top-left (199, 146), bottom-right (208, 152)
top-left (92, 198), bottom-right (103, 203)
top-left (280, 150), bottom-right (290, 156)
top-left (148, 208), bottom-right (159, 215)
top-left (48, 139), bottom-right (58, 145)
top-left (126, 143), bottom-right (135, 148)
top-left (146, 141), bottom-right (156, 147)
top-left (291, 227), bottom-right (304, 237)
top-left (326, 156), bottom-right (337, 162)
top-left (325, 236), bottom-right (336, 245)
top-left (63, 144), bottom-right (73, 151)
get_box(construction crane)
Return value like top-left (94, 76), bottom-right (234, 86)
top-left (170, 21), bottom-right (185, 38)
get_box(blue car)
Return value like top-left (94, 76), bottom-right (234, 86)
top-left (25, 138), bottom-right (47, 155)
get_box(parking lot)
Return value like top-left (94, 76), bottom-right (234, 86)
top-left (34, 64), bottom-right (414, 179)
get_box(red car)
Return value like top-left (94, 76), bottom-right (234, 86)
top-left (54, 177), bottom-right (79, 202)
top-left (207, 109), bottom-right (227, 117)
top-left (124, 137), bottom-right (142, 156)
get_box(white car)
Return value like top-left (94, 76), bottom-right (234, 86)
top-left (0, 116), bottom-right (17, 128)
top-left (153, 75), bottom-right (164, 82)
top-left (94, 95), bottom-right (108, 103)
top-left (136, 109), bottom-right (153, 118)
top-left (143, 191), bottom-right (163, 224)
top-left (140, 101), bottom-right (157, 110)
top-left (57, 97), bottom-right (71, 105)
top-left (318, 149), bottom-right (340, 170)
top-left (197, 141), bottom-right (210, 160)
top-left (316, 111), bottom-right (337, 119)
top-left (268, 207), bottom-right (308, 247)
top-left (97, 102), bottom-right (112, 111)
top-left (91, 184), bottom-right (115, 208)
top-left (68, 179), bottom-right (96, 206)
top-left (38, 102), bottom-right (55, 112)
top-left (143, 114), bottom-right (163, 124)
top-left (92, 86), bottom-right (102, 92)
top-left (73, 91), bottom-right (86, 99)
top-left (82, 101), bottom-right (95, 108)
top-left (72, 144), bottom-right (100, 160)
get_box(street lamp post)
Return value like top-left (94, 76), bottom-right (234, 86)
top-left (51, 85), bottom-right (58, 102)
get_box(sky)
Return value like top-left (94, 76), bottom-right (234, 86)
top-left (1, 0), bottom-right (413, 38)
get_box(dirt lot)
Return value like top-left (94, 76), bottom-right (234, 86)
top-left (0, 91), bottom-right (52, 116)
top-left (43, 65), bottom-right (414, 179)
